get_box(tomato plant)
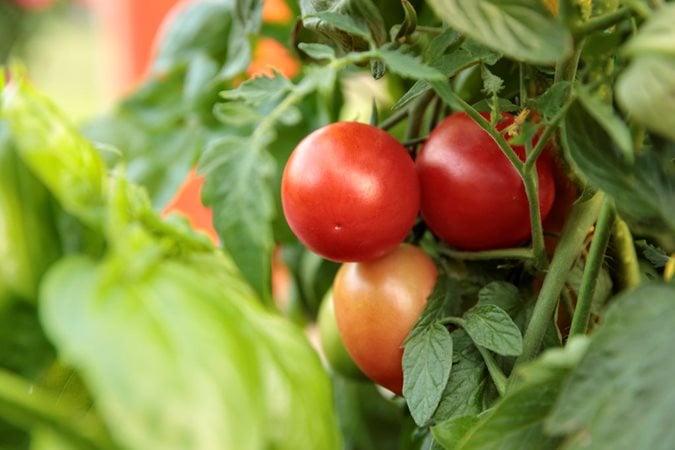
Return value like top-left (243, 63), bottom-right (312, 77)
top-left (3, 1), bottom-right (675, 450)
top-left (332, 244), bottom-right (438, 395)
top-left (281, 122), bottom-right (420, 262)
top-left (416, 111), bottom-right (556, 251)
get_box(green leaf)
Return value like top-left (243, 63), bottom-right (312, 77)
top-left (479, 65), bottom-right (503, 97)
top-left (635, 239), bottom-right (670, 268)
top-left (528, 82), bottom-right (570, 121)
top-left (463, 305), bottom-right (523, 357)
top-left (151, 0), bottom-right (239, 73)
top-left (454, 339), bottom-right (588, 450)
top-left (563, 100), bottom-right (675, 239)
top-left (433, 415), bottom-right (480, 450)
top-left (426, 0), bottom-right (571, 64)
top-left (433, 330), bottom-right (495, 423)
top-left (378, 49), bottom-right (446, 81)
top-left (616, 55), bottom-right (675, 141)
top-left (312, 11), bottom-right (372, 42)
top-left (40, 246), bottom-right (340, 450)
top-left (577, 87), bottom-right (634, 163)
top-left (1, 80), bottom-right (107, 227)
top-left (476, 282), bottom-right (520, 316)
top-left (200, 136), bottom-right (275, 302)
top-left (408, 276), bottom-right (463, 341)
top-left (546, 283), bottom-right (675, 450)
top-left (298, 42), bottom-right (336, 60)
top-left (221, 73), bottom-right (294, 106)
top-left (213, 102), bottom-right (262, 127)
top-left (403, 323), bottom-right (453, 426)
top-left (622, 3), bottom-right (675, 58)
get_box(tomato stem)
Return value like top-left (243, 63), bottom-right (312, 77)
top-left (0, 368), bottom-right (115, 450)
top-left (378, 107), bottom-right (409, 131)
top-left (512, 192), bottom-right (603, 372)
top-left (438, 246), bottom-right (534, 261)
top-left (572, 7), bottom-right (634, 38)
top-left (568, 198), bottom-right (615, 337)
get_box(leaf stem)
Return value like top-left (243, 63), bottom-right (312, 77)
top-left (438, 246), bottom-right (534, 261)
top-left (573, 7), bottom-right (635, 38)
top-left (568, 199), bottom-right (615, 337)
top-left (0, 369), bottom-right (115, 450)
top-left (476, 346), bottom-right (507, 397)
top-left (379, 107), bottom-right (409, 130)
top-left (514, 192), bottom-right (604, 369)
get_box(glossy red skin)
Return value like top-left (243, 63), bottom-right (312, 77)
top-left (332, 244), bottom-right (438, 395)
top-left (281, 122), bottom-right (420, 262)
top-left (416, 112), bottom-right (556, 251)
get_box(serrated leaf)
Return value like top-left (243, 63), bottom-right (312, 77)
top-left (200, 136), bottom-right (276, 302)
top-left (479, 66), bottom-right (503, 97)
top-left (426, 0), bottom-right (571, 64)
top-left (433, 330), bottom-right (495, 422)
top-left (312, 11), bottom-right (372, 42)
top-left (379, 49), bottom-right (446, 81)
top-left (463, 305), bottom-right (523, 357)
top-left (298, 42), bottom-right (336, 60)
top-left (577, 87), bottom-right (633, 163)
top-left (426, 29), bottom-right (462, 61)
top-left (221, 73), bottom-right (294, 106)
top-left (213, 102), bottom-right (262, 127)
top-left (455, 340), bottom-right (585, 450)
top-left (546, 283), bottom-right (675, 450)
top-left (408, 275), bottom-right (463, 342)
top-left (462, 40), bottom-right (502, 66)
top-left (622, 3), bottom-right (675, 58)
top-left (477, 282), bottom-right (520, 316)
top-left (403, 323), bottom-right (453, 426)
top-left (617, 55), bottom-right (675, 141)
top-left (635, 239), bottom-right (670, 268)
top-left (528, 82), bottom-right (570, 121)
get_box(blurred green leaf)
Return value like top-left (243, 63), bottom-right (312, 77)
top-left (563, 100), bottom-right (675, 246)
top-left (617, 55), bottom-right (675, 142)
top-left (432, 415), bottom-right (479, 450)
top-left (621, 3), bottom-right (675, 58)
top-left (41, 244), bottom-right (340, 450)
top-left (546, 283), bottom-right (675, 450)
top-left (222, 73), bottom-right (294, 106)
top-left (378, 48), bottom-right (446, 80)
top-left (463, 305), bottom-right (523, 357)
top-left (426, 0), bottom-right (571, 64)
top-left (298, 43), bottom-right (337, 60)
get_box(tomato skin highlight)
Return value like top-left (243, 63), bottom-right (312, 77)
top-left (416, 112), bottom-right (556, 251)
top-left (281, 122), bottom-right (420, 262)
top-left (332, 244), bottom-right (438, 395)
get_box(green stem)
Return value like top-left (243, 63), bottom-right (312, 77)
top-left (441, 317), bottom-right (507, 396)
top-left (379, 107), bottom-right (409, 131)
top-left (0, 369), bottom-right (115, 450)
top-left (438, 246), bottom-right (533, 261)
top-left (573, 6), bottom-right (634, 38)
top-left (569, 199), bottom-right (615, 337)
top-left (514, 192), bottom-right (604, 368)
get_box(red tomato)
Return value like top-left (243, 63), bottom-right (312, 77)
top-left (281, 122), bottom-right (420, 262)
top-left (332, 244), bottom-right (438, 395)
top-left (416, 112), bottom-right (556, 251)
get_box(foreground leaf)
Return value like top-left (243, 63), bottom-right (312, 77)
top-left (426, 0), bottom-right (571, 64)
top-left (546, 283), bottom-right (675, 450)
top-left (40, 239), bottom-right (340, 450)
top-left (463, 305), bottom-right (523, 357)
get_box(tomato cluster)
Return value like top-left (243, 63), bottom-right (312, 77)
top-left (281, 116), bottom-right (556, 395)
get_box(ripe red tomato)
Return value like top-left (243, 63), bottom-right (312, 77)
top-left (416, 112), bottom-right (556, 251)
top-left (332, 244), bottom-right (438, 395)
top-left (281, 122), bottom-right (420, 262)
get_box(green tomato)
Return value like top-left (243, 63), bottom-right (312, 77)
top-left (318, 290), bottom-right (366, 381)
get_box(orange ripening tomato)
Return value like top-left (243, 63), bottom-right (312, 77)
top-left (162, 169), bottom-right (218, 244)
top-left (262, 0), bottom-right (293, 24)
top-left (333, 244), bottom-right (438, 395)
top-left (246, 37), bottom-right (300, 79)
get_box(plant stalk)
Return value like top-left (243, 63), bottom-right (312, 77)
top-left (573, 7), bottom-right (634, 38)
top-left (568, 199), bottom-right (615, 337)
top-left (514, 192), bottom-right (604, 368)
top-left (438, 246), bottom-right (533, 261)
